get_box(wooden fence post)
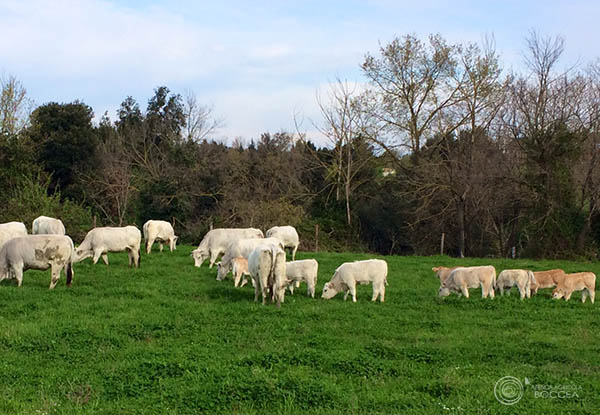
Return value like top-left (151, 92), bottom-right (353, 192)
top-left (440, 232), bottom-right (445, 255)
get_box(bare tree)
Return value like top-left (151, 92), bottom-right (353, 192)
top-left (310, 79), bottom-right (376, 225)
top-left (183, 89), bottom-right (223, 142)
top-left (361, 34), bottom-right (464, 159)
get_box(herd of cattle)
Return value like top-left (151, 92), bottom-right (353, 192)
top-left (433, 265), bottom-right (596, 303)
top-left (0, 217), bottom-right (595, 305)
top-left (0, 219), bottom-right (388, 306)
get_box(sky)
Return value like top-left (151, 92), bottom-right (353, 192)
top-left (1, 0), bottom-right (599, 144)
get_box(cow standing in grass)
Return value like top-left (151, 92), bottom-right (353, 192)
top-left (552, 272), bottom-right (596, 304)
top-left (495, 269), bottom-right (536, 299)
top-left (322, 259), bottom-right (388, 302)
top-left (143, 220), bottom-right (178, 254)
top-left (438, 266), bottom-right (496, 299)
top-left (531, 269), bottom-right (566, 295)
top-left (73, 226), bottom-right (141, 268)
top-left (191, 228), bottom-right (264, 268)
top-left (283, 259), bottom-right (319, 298)
top-left (266, 226), bottom-right (299, 260)
top-left (0, 235), bottom-right (74, 289)
top-left (248, 243), bottom-right (287, 306)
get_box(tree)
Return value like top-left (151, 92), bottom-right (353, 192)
top-left (27, 101), bottom-right (97, 197)
top-left (309, 79), bottom-right (377, 225)
top-left (0, 75), bottom-right (32, 137)
top-left (361, 34), bottom-right (463, 159)
top-left (183, 89), bottom-right (223, 142)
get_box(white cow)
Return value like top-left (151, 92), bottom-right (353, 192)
top-left (266, 226), bottom-right (299, 260)
top-left (191, 228), bottom-right (264, 268)
top-left (322, 259), bottom-right (388, 303)
top-left (0, 221), bottom-right (28, 250)
top-left (216, 237), bottom-right (284, 281)
top-left (248, 243), bottom-right (287, 306)
top-left (283, 259), bottom-right (319, 298)
top-left (496, 269), bottom-right (536, 299)
top-left (73, 226), bottom-right (141, 268)
top-left (143, 220), bottom-right (178, 254)
top-left (439, 266), bottom-right (496, 299)
top-left (32, 216), bottom-right (66, 235)
top-left (0, 234), bottom-right (74, 289)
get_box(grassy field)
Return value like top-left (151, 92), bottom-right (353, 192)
top-left (0, 245), bottom-right (599, 414)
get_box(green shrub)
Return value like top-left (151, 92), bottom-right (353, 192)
top-left (0, 174), bottom-right (94, 242)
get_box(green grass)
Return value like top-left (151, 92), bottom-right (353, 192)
top-left (0, 246), bottom-right (599, 414)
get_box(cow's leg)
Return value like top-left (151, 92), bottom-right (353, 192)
top-left (462, 284), bottom-right (470, 298)
top-left (253, 279), bottom-right (260, 302)
top-left (518, 283), bottom-right (525, 300)
top-left (132, 249), bottom-right (140, 268)
top-left (101, 253), bottom-right (109, 265)
top-left (14, 266), bottom-right (24, 287)
top-left (499, 286), bottom-right (504, 296)
top-left (146, 238), bottom-right (154, 254)
top-left (288, 282), bottom-right (294, 295)
top-left (372, 282), bottom-right (381, 302)
top-left (92, 250), bottom-right (102, 265)
top-left (349, 282), bottom-right (357, 302)
top-left (564, 290), bottom-right (573, 301)
top-left (49, 263), bottom-right (61, 289)
top-left (590, 289), bottom-right (595, 304)
top-left (582, 289), bottom-right (588, 303)
top-left (292, 245), bottom-right (298, 261)
top-left (343, 288), bottom-right (349, 301)
top-left (159, 243), bottom-right (164, 252)
top-left (209, 251), bottom-right (219, 268)
top-left (379, 285), bottom-right (385, 302)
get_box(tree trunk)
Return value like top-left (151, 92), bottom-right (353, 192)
top-left (457, 198), bottom-right (465, 258)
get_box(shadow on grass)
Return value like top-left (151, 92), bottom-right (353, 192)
top-left (204, 285), bottom-right (256, 302)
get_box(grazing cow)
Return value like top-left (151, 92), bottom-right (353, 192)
top-left (531, 269), bottom-right (566, 295)
top-left (266, 226), bottom-right (300, 260)
top-left (73, 226), bottom-right (141, 268)
top-left (231, 257), bottom-right (252, 288)
top-left (496, 269), bottom-right (536, 299)
top-left (143, 220), bottom-right (178, 254)
top-left (283, 259), bottom-right (319, 298)
top-left (191, 228), bottom-right (264, 268)
top-left (432, 266), bottom-right (460, 285)
top-left (216, 237), bottom-right (284, 281)
top-left (32, 216), bottom-right (66, 235)
top-left (322, 259), bottom-right (388, 303)
top-left (248, 243), bottom-right (287, 306)
top-left (0, 235), bottom-right (74, 289)
top-left (0, 222), bottom-right (28, 250)
top-left (552, 272), bottom-right (596, 304)
top-left (439, 266), bottom-right (496, 299)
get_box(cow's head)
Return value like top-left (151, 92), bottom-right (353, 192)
top-left (191, 249), bottom-right (207, 267)
top-left (216, 261), bottom-right (230, 281)
top-left (72, 247), bottom-right (91, 263)
top-left (321, 282), bottom-right (338, 299)
top-left (438, 286), bottom-right (451, 297)
top-left (552, 287), bottom-right (565, 300)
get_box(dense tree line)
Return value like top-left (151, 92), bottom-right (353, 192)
top-left (1, 31), bottom-right (599, 258)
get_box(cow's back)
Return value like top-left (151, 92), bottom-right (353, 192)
top-left (0, 222), bottom-right (28, 249)
top-left (4, 235), bottom-right (73, 266)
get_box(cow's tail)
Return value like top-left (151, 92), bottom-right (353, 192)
top-left (268, 244), bottom-right (279, 303)
top-left (137, 247), bottom-right (141, 267)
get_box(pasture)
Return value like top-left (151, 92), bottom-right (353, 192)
top-left (0, 247), bottom-right (599, 414)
